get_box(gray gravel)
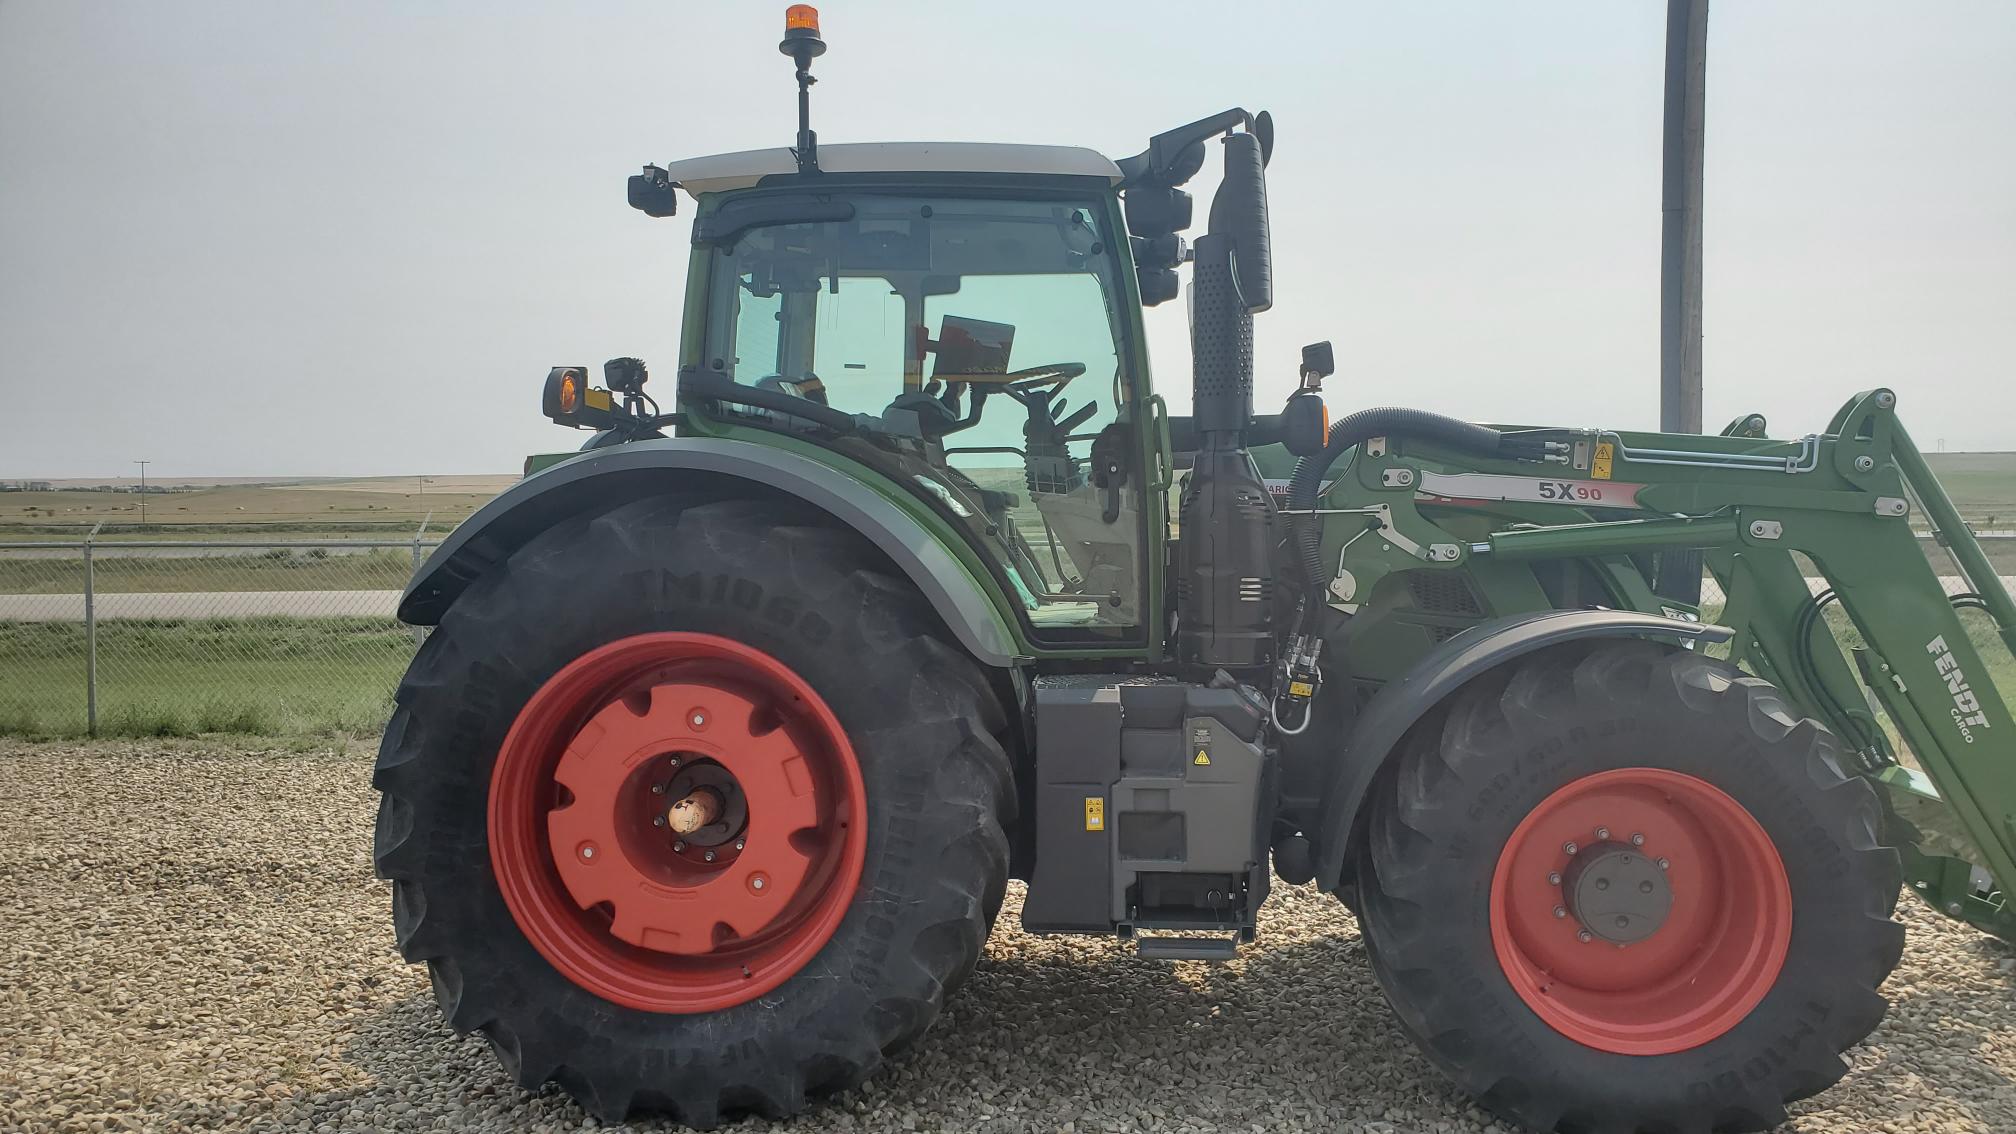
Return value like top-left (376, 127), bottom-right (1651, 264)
top-left (5, 738), bottom-right (2016, 1134)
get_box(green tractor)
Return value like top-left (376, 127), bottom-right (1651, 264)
top-left (375, 10), bottom-right (2016, 1132)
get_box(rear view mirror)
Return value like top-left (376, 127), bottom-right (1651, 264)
top-left (627, 165), bottom-right (680, 218)
top-left (1218, 131), bottom-right (1271, 313)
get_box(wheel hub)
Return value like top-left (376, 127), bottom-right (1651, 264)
top-left (488, 632), bottom-right (866, 1013)
top-left (546, 681), bottom-right (819, 954)
top-left (661, 761), bottom-right (748, 847)
top-left (1559, 840), bottom-right (1672, 944)
top-left (1488, 767), bottom-right (1793, 1055)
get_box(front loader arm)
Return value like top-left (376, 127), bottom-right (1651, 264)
top-left (1302, 388), bottom-right (2016, 938)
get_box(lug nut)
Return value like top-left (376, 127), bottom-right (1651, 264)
top-left (1577, 929), bottom-right (1593, 943)
top-left (749, 873), bottom-right (769, 893)
top-left (1553, 906), bottom-right (1567, 919)
top-left (1630, 832), bottom-right (1645, 846)
top-left (672, 840), bottom-right (686, 853)
top-left (667, 755), bottom-right (681, 768)
top-left (579, 844), bottom-right (597, 862)
top-left (651, 783), bottom-right (665, 795)
top-left (734, 839), bottom-right (745, 851)
top-left (689, 710), bottom-right (708, 729)
top-left (703, 849), bottom-right (716, 863)
top-left (1547, 872), bottom-right (1562, 886)
top-left (1563, 841), bottom-right (1579, 856)
top-left (1657, 857), bottom-right (1670, 871)
top-left (1594, 827), bottom-right (1610, 841)
top-left (653, 816), bottom-right (666, 828)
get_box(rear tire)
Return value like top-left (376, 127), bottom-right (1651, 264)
top-left (1355, 641), bottom-right (1903, 1134)
top-left (373, 496), bottom-right (1012, 1125)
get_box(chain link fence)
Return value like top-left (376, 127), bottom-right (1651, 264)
top-left (0, 527), bottom-right (2008, 740)
top-left (0, 536), bottom-right (439, 737)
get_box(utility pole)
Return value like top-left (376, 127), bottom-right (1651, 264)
top-left (1660, 0), bottom-right (1708, 433)
top-left (1656, 0), bottom-right (1708, 606)
top-left (134, 459), bottom-right (151, 527)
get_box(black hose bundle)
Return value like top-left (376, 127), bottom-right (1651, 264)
top-left (1286, 408), bottom-right (1552, 594)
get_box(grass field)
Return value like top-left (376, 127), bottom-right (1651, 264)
top-left (0, 474), bottom-right (510, 537)
top-left (1924, 452), bottom-right (2016, 529)
top-left (0, 617), bottom-right (410, 738)
top-left (0, 547), bottom-right (415, 595)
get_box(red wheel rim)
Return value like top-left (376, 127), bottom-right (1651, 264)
top-left (489, 632), bottom-right (865, 1013)
top-left (1488, 767), bottom-right (1792, 1055)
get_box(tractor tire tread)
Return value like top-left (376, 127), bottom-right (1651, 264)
top-left (1356, 640), bottom-right (1903, 1134)
top-left (371, 493), bottom-right (1012, 1126)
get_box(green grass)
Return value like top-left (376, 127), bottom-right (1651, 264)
top-left (1923, 452), bottom-right (2016, 529)
top-left (0, 617), bottom-right (413, 738)
top-left (0, 548), bottom-right (415, 595)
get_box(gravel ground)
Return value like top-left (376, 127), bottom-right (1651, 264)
top-left (5, 739), bottom-right (2016, 1134)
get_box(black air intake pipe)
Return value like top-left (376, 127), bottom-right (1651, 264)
top-left (1177, 128), bottom-right (1276, 671)
top-left (1286, 408), bottom-right (1546, 594)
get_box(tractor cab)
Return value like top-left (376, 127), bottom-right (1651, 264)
top-left (670, 147), bottom-right (1153, 633)
top-left (536, 16), bottom-right (1290, 657)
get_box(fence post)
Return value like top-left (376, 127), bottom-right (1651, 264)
top-left (84, 522), bottom-right (102, 736)
top-left (410, 512), bottom-right (433, 648)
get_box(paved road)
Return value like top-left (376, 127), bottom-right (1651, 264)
top-left (0, 590), bottom-right (401, 621)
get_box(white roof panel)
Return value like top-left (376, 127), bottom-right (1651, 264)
top-left (660, 142), bottom-right (1123, 196)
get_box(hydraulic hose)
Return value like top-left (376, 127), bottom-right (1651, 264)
top-left (1287, 408), bottom-right (1543, 595)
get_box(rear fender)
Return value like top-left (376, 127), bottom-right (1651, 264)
top-left (400, 438), bottom-right (1022, 667)
top-left (1311, 609), bottom-right (1732, 890)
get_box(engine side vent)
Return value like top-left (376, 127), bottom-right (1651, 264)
top-left (1407, 571), bottom-right (1483, 616)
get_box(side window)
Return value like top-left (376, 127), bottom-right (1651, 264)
top-left (730, 287), bottom-right (781, 378)
top-left (812, 278), bottom-right (905, 409)
top-left (706, 198), bottom-right (1146, 640)
top-left (931, 273), bottom-right (1137, 627)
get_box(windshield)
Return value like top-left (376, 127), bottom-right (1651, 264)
top-left (701, 191), bottom-right (1141, 634)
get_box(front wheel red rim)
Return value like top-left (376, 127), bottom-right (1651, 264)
top-left (1489, 767), bottom-right (1793, 1055)
top-left (489, 632), bottom-right (866, 1013)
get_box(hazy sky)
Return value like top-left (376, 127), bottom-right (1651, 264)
top-left (2, 1), bottom-right (2011, 478)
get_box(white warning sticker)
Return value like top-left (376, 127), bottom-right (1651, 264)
top-left (1416, 472), bottom-right (1643, 509)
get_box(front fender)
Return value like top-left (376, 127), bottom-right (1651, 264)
top-left (401, 438), bottom-right (1022, 667)
top-left (1311, 609), bottom-right (1732, 890)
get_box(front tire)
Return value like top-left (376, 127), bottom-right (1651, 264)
top-left (372, 496), bottom-right (1012, 1125)
top-left (1355, 641), bottom-right (1903, 1134)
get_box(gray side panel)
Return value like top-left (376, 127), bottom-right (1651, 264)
top-left (1311, 609), bottom-right (1732, 890)
top-left (400, 438), bottom-right (1020, 667)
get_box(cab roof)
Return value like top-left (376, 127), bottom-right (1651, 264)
top-left (661, 143), bottom-right (1125, 197)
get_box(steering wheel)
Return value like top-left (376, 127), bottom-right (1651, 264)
top-left (1001, 362), bottom-right (1086, 403)
top-left (933, 362), bottom-right (1088, 439)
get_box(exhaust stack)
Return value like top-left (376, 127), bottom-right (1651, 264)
top-left (1175, 120), bottom-right (1277, 672)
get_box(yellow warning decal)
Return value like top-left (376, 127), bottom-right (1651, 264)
top-left (1193, 749), bottom-right (1211, 767)
top-left (1591, 441), bottom-right (1615, 481)
top-left (1287, 680), bottom-right (1314, 698)
top-left (1084, 796), bottom-right (1105, 831)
